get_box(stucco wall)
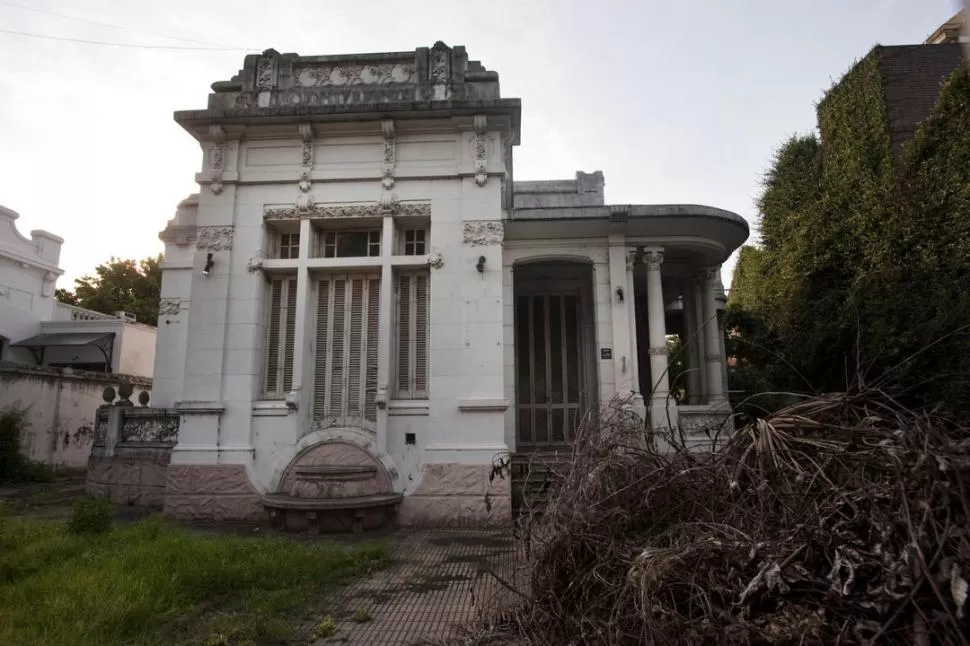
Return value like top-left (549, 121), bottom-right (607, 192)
top-left (0, 364), bottom-right (151, 468)
top-left (0, 205), bottom-right (63, 360)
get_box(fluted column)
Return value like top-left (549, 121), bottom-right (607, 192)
top-left (701, 266), bottom-right (725, 403)
top-left (644, 250), bottom-right (677, 429)
top-left (625, 248), bottom-right (645, 420)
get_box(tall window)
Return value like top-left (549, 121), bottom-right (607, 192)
top-left (396, 271), bottom-right (429, 399)
top-left (264, 276), bottom-right (298, 399)
top-left (276, 232), bottom-right (300, 259)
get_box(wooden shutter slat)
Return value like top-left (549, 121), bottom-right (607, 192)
top-left (347, 278), bottom-right (364, 416)
top-left (397, 274), bottom-right (410, 394)
top-left (330, 279), bottom-right (346, 413)
top-left (313, 279), bottom-right (330, 420)
top-left (264, 279), bottom-right (283, 396)
top-left (414, 273), bottom-right (429, 394)
top-left (365, 276), bottom-right (380, 421)
top-left (282, 277), bottom-right (298, 392)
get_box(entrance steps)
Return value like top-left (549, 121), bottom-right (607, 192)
top-left (510, 450), bottom-right (572, 513)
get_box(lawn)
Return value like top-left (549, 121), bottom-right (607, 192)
top-left (0, 511), bottom-right (391, 646)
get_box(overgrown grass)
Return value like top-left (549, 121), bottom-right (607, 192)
top-left (0, 514), bottom-right (391, 645)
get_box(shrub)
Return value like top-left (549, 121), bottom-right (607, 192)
top-left (68, 497), bottom-right (113, 535)
top-left (0, 407), bottom-right (28, 482)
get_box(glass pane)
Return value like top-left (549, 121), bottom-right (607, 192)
top-left (534, 407), bottom-right (548, 444)
top-left (338, 232), bottom-right (370, 257)
top-left (516, 296), bottom-right (531, 404)
top-left (549, 295), bottom-right (563, 404)
top-left (565, 295), bottom-right (580, 402)
top-left (517, 407), bottom-right (532, 444)
top-left (533, 296), bottom-right (546, 404)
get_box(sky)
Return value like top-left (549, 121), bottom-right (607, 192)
top-left (0, 0), bottom-right (962, 289)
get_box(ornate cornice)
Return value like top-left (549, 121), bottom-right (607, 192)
top-left (264, 199), bottom-right (430, 220)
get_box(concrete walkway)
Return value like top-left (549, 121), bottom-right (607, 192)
top-left (314, 529), bottom-right (521, 645)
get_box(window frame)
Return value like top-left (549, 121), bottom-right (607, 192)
top-left (394, 269), bottom-right (430, 400)
top-left (262, 275), bottom-right (298, 400)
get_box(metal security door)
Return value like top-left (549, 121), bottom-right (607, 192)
top-left (515, 292), bottom-right (585, 448)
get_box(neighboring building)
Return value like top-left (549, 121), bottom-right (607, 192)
top-left (1, 205), bottom-right (155, 468)
top-left (97, 43), bottom-right (748, 527)
top-left (925, 10), bottom-right (966, 44)
top-left (0, 205), bottom-right (157, 377)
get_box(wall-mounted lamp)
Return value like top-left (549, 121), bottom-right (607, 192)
top-left (616, 286), bottom-right (624, 302)
top-left (202, 253), bottom-right (214, 277)
top-left (476, 255), bottom-right (486, 273)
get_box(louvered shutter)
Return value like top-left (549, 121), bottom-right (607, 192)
top-left (264, 276), bottom-right (297, 398)
top-left (312, 274), bottom-right (380, 423)
top-left (396, 271), bottom-right (430, 399)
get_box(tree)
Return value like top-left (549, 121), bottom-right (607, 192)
top-left (57, 256), bottom-right (162, 326)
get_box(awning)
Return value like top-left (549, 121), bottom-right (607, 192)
top-left (12, 332), bottom-right (115, 372)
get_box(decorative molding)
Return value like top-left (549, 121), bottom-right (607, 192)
top-left (120, 413), bottom-right (179, 444)
top-left (246, 254), bottom-right (266, 273)
top-left (158, 298), bottom-right (181, 316)
top-left (473, 114), bottom-right (488, 186)
top-left (255, 56), bottom-right (276, 91)
top-left (699, 266), bottom-right (719, 282)
top-left (264, 200), bottom-right (431, 220)
top-left (643, 250), bottom-right (664, 271)
top-left (208, 124), bottom-right (226, 195)
top-left (625, 248), bottom-right (639, 272)
top-left (704, 354), bottom-right (723, 363)
top-left (648, 346), bottom-right (668, 357)
top-left (457, 398), bottom-right (509, 412)
top-left (159, 224), bottom-right (196, 246)
top-left (294, 62), bottom-right (415, 87)
top-left (196, 225), bottom-right (234, 251)
top-left (298, 123), bottom-right (313, 193)
top-left (462, 220), bottom-right (503, 246)
top-left (425, 251), bottom-right (444, 269)
top-left (429, 44), bottom-right (450, 85)
top-left (41, 272), bottom-right (56, 297)
top-left (381, 118), bottom-right (396, 190)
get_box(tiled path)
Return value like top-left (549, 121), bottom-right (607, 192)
top-left (314, 530), bottom-right (522, 645)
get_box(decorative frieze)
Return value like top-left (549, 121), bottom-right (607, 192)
top-left (426, 251), bottom-right (444, 269)
top-left (120, 413), bottom-right (179, 444)
top-left (264, 200), bottom-right (431, 220)
top-left (474, 114), bottom-right (488, 186)
top-left (255, 56), bottom-right (276, 91)
top-left (196, 225), bottom-right (234, 251)
top-left (158, 298), bottom-right (181, 316)
top-left (462, 220), bottom-right (503, 246)
top-left (294, 62), bottom-right (415, 87)
top-left (381, 119), bottom-right (396, 190)
top-left (298, 123), bottom-right (313, 193)
top-left (209, 124), bottom-right (225, 195)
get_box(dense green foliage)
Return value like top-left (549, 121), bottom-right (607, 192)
top-left (0, 515), bottom-right (390, 646)
top-left (730, 52), bottom-right (970, 415)
top-left (0, 408), bottom-right (28, 482)
top-left (67, 497), bottom-right (113, 535)
top-left (56, 255), bottom-right (162, 326)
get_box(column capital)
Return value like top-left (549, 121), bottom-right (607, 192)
top-left (697, 265), bottom-right (719, 282)
top-left (643, 249), bottom-right (664, 271)
top-left (625, 247), bottom-right (639, 272)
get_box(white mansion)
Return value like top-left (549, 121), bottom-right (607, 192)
top-left (140, 43), bottom-right (747, 527)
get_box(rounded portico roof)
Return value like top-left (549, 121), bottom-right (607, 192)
top-left (505, 204), bottom-right (750, 265)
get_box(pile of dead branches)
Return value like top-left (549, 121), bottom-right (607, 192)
top-left (477, 390), bottom-right (970, 645)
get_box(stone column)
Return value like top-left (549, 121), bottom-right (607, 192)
top-left (682, 278), bottom-right (703, 405)
top-left (701, 267), bottom-right (725, 403)
top-left (643, 250), bottom-right (677, 429)
top-left (291, 219), bottom-right (313, 416)
top-left (375, 214), bottom-right (396, 457)
top-left (625, 248), bottom-right (645, 421)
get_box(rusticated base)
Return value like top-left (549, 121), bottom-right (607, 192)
top-left (163, 464), bottom-right (263, 521)
top-left (398, 463), bottom-right (511, 528)
top-left (86, 452), bottom-right (170, 507)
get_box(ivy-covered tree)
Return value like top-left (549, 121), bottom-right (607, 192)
top-left (57, 256), bottom-right (162, 326)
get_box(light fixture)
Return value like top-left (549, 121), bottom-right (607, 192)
top-left (616, 286), bottom-right (624, 302)
top-left (476, 255), bottom-right (486, 273)
top-left (202, 253), bottom-right (214, 277)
